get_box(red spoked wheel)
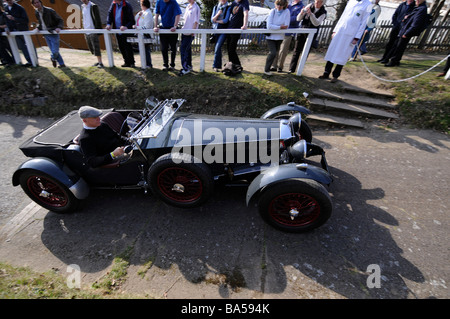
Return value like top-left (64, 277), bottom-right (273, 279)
top-left (148, 153), bottom-right (213, 208)
top-left (258, 179), bottom-right (332, 233)
top-left (157, 167), bottom-right (203, 203)
top-left (19, 170), bottom-right (78, 213)
top-left (268, 193), bottom-right (321, 228)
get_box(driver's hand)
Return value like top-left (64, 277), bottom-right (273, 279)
top-left (113, 146), bottom-right (125, 157)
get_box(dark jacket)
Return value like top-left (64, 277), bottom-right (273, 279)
top-left (79, 123), bottom-right (124, 168)
top-left (87, 1), bottom-right (102, 29)
top-left (34, 6), bottom-right (64, 31)
top-left (398, 1), bottom-right (428, 38)
top-left (106, 0), bottom-right (134, 29)
top-left (392, 0), bottom-right (415, 30)
top-left (0, 11), bottom-right (8, 35)
top-left (3, 2), bottom-right (29, 31)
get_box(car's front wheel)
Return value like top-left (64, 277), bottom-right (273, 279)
top-left (19, 170), bottom-right (79, 213)
top-left (148, 153), bottom-right (213, 208)
top-left (258, 179), bottom-right (332, 233)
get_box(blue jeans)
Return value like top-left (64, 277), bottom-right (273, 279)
top-left (144, 44), bottom-right (152, 68)
top-left (351, 30), bottom-right (372, 58)
top-left (44, 34), bottom-right (64, 66)
top-left (180, 34), bottom-right (193, 71)
top-left (16, 35), bottom-right (33, 64)
top-left (212, 33), bottom-right (227, 69)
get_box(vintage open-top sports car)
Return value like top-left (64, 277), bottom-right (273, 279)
top-left (12, 97), bottom-right (333, 233)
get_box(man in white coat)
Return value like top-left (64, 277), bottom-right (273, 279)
top-left (319, 0), bottom-right (372, 83)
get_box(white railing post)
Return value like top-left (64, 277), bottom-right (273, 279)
top-left (7, 35), bottom-right (21, 64)
top-left (199, 32), bottom-right (207, 72)
top-left (296, 29), bottom-right (314, 76)
top-left (24, 34), bottom-right (39, 66)
top-left (137, 33), bottom-right (146, 69)
top-left (103, 31), bottom-right (115, 67)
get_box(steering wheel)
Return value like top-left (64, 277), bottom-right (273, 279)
top-left (118, 145), bottom-right (134, 165)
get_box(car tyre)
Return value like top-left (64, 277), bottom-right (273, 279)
top-left (258, 179), bottom-right (332, 233)
top-left (19, 170), bottom-right (79, 213)
top-left (148, 153), bottom-right (214, 208)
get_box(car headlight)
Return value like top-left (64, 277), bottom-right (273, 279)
top-left (288, 139), bottom-right (307, 161)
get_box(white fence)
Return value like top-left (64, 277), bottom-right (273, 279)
top-left (1, 28), bottom-right (317, 76)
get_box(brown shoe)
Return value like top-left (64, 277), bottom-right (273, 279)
top-left (437, 72), bottom-right (445, 77)
top-left (330, 77), bottom-right (338, 83)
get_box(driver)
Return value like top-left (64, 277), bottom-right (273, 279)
top-left (78, 106), bottom-right (126, 168)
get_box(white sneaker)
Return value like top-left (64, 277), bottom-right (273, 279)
top-left (178, 68), bottom-right (191, 76)
top-left (264, 71), bottom-right (272, 76)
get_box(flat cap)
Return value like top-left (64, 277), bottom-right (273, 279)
top-left (78, 106), bottom-right (103, 118)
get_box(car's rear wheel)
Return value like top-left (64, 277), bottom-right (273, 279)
top-left (19, 170), bottom-right (78, 213)
top-left (258, 179), bottom-right (332, 233)
top-left (148, 153), bottom-right (213, 208)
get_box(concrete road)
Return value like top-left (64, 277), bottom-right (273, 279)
top-left (0, 114), bottom-right (448, 299)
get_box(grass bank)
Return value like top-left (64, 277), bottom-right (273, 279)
top-left (0, 63), bottom-right (311, 119)
top-left (1, 56), bottom-right (448, 133)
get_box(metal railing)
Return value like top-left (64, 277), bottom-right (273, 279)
top-left (1, 27), bottom-right (317, 76)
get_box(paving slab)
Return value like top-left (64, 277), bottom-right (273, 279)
top-left (306, 113), bottom-right (365, 128)
top-left (312, 89), bottom-right (397, 110)
top-left (310, 98), bottom-right (399, 119)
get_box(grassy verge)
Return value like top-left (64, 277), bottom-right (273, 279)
top-left (345, 57), bottom-right (449, 133)
top-left (0, 63), bottom-right (311, 119)
top-left (1, 57), bottom-right (448, 132)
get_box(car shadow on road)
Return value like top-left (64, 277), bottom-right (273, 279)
top-left (40, 165), bottom-right (424, 298)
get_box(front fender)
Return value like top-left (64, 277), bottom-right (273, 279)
top-left (261, 102), bottom-right (311, 119)
top-left (12, 157), bottom-right (89, 200)
top-left (246, 163), bottom-right (332, 206)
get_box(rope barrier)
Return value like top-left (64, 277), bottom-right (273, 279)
top-left (355, 48), bottom-right (450, 83)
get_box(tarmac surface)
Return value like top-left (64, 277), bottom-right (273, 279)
top-left (0, 50), bottom-right (449, 300)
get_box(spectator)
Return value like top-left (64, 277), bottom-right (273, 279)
top-left (378, 0), bottom-right (414, 63)
top-left (0, 4), bottom-right (14, 66)
top-left (133, 0), bottom-right (154, 69)
top-left (227, 0), bottom-right (249, 68)
top-left (351, 0), bottom-right (381, 59)
top-left (106, 0), bottom-right (135, 67)
top-left (80, 0), bottom-right (104, 68)
top-left (3, 0), bottom-right (33, 67)
top-left (289, 0), bottom-right (326, 73)
top-left (211, 0), bottom-right (231, 72)
top-left (31, 0), bottom-right (65, 68)
top-left (383, 0), bottom-right (429, 67)
top-left (437, 54), bottom-right (449, 77)
top-left (318, 0), bottom-right (371, 83)
top-left (271, 0), bottom-right (303, 73)
top-left (264, 0), bottom-right (290, 76)
top-left (179, 0), bottom-right (200, 76)
top-left (153, 0), bottom-right (182, 71)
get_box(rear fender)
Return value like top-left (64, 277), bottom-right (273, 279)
top-left (246, 163), bottom-right (332, 206)
top-left (12, 157), bottom-right (89, 200)
top-left (261, 102), bottom-right (311, 119)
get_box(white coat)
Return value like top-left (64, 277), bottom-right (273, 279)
top-left (324, 0), bottom-right (372, 65)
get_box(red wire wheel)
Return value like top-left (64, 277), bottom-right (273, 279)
top-left (19, 170), bottom-right (78, 213)
top-left (268, 193), bottom-right (321, 227)
top-left (157, 167), bottom-right (203, 203)
top-left (148, 153), bottom-right (213, 208)
top-left (258, 179), bottom-right (332, 233)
